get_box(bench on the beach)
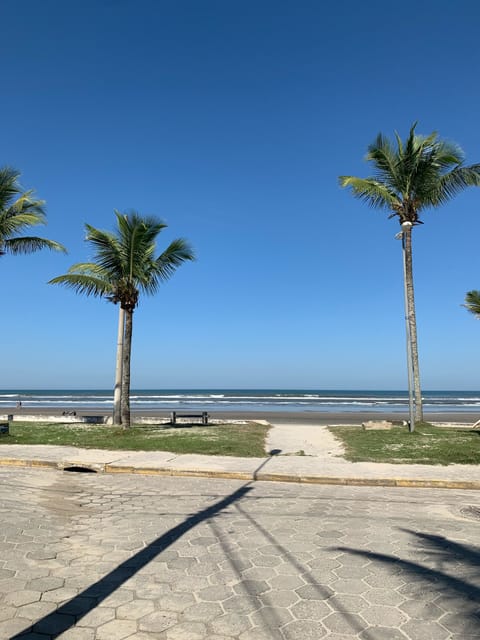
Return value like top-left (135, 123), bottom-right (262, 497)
top-left (170, 411), bottom-right (209, 425)
top-left (80, 415), bottom-right (105, 424)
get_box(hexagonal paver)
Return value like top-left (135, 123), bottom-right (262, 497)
top-left (323, 611), bottom-right (368, 635)
top-left (362, 605), bottom-right (407, 627)
top-left (4, 590), bottom-right (41, 607)
top-left (78, 607), bottom-right (116, 627)
top-left (400, 620), bottom-right (450, 640)
top-left (41, 587), bottom-right (79, 604)
top-left (139, 610), bottom-right (178, 633)
top-left (296, 584), bottom-right (334, 601)
top-left (281, 620), bottom-right (327, 639)
top-left (328, 593), bottom-right (367, 613)
top-left (96, 619), bottom-right (137, 639)
top-left (291, 599), bottom-right (331, 620)
top-left (242, 567), bottom-right (277, 581)
top-left (117, 599), bottom-right (155, 619)
top-left (359, 627), bottom-right (409, 639)
top-left (261, 589), bottom-right (299, 608)
top-left (364, 588), bottom-right (405, 606)
top-left (400, 599), bottom-right (443, 620)
top-left (439, 612), bottom-right (480, 635)
top-left (224, 595), bottom-right (261, 614)
top-left (240, 626), bottom-right (279, 640)
top-left (210, 612), bottom-right (252, 636)
top-left (15, 600), bottom-right (57, 620)
top-left (251, 605), bottom-right (293, 627)
top-left (57, 627), bottom-right (96, 639)
top-left (331, 579), bottom-right (369, 595)
top-left (27, 577), bottom-right (65, 592)
top-left (183, 601), bottom-right (224, 622)
top-left (157, 592), bottom-right (196, 612)
top-left (268, 575), bottom-right (305, 591)
top-left (234, 580), bottom-right (270, 595)
top-left (165, 622), bottom-right (207, 640)
top-left (199, 585), bottom-right (233, 601)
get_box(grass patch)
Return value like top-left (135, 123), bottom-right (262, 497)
top-left (329, 422), bottom-right (480, 465)
top-left (0, 421), bottom-right (269, 457)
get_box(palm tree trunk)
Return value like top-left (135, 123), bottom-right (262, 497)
top-left (113, 306), bottom-right (124, 426)
top-left (403, 226), bottom-right (423, 422)
top-left (121, 308), bottom-right (133, 428)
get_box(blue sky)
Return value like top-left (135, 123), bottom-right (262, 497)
top-left (2, 0), bottom-right (480, 390)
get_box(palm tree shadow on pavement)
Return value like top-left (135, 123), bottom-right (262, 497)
top-left (11, 483), bottom-right (253, 639)
top-left (232, 503), bottom-right (381, 640)
top-left (334, 528), bottom-right (480, 636)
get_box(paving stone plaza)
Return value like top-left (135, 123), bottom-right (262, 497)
top-left (0, 467), bottom-right (479, 640)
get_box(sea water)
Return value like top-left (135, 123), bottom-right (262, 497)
top-left (1, 389), bottom-right (479, 413)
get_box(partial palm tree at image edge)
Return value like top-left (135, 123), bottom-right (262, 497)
top-left (0, 166), bottom-right (66, 257)
top-left (464, 290), bottom-right (480, 318)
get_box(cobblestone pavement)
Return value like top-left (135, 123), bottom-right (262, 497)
top-left (0, 468), bottom-right (479, 640)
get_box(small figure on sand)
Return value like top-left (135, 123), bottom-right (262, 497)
top-left (16, 400), bottom-right (22, 409)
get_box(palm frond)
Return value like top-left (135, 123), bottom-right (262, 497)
top-left (0, 167), bottom-right (21, 211)
top-left (133, 239), bottom-right (194, 295)
top-left (339, 176), bottom-right (398, 210)
top-left (3, 237), bottom-right (66, 256)
top-left (464, 290), bottom-right (480, 318)
top-left (48, 273), bottom-right (113, 298)
top-left (437, 164), bottom-right (480, 202)
top-left (366, 134), bottom-right (400, 187)
top-left (0, 212), bottom-right (48, 238)
top-left (85, 224), bottom-right (124, 274)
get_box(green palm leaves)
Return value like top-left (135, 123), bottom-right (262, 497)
top-left (464, 291), bottom-right (480, 318)
top-left (50, 211), bottom-right (195, 427)
top-left (50, 211), bottom-right (194, 310)
top-left (339, 123), bottom-right (480, 223)
top-left (0, 166), bottom-right (66, 257)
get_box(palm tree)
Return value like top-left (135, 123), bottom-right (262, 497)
top-left (49, 211), bottom-right (194, 427)
top-left (340, 123), bottom-right (480, 421)
top-left (0, 166), bottom-right (65, 256)
top-left (464, 291), bottom-right (480, 318)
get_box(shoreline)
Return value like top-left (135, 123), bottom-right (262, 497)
top-left (4, 407), bottom-right (480, 425)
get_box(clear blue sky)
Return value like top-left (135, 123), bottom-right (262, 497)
top-left (2, 0), bottom-right (480, 390)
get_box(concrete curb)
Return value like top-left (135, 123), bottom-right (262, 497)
top-left (1, 456), bottom-right (479, 490)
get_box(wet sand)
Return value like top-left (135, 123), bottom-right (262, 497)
top-left (6, 407), bottom-right (480, 425)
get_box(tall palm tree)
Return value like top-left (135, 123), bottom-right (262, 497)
top-left (340, 123), bottom-right (480, 421)
top-left (464, 290), bottom-right (480, 318)
top-left (0, 166), bottom-right (65, 256)
top-left (50, 211), bottom-right (194, 427)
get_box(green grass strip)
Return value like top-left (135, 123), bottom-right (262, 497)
top-left (329, 422), bottom-right (480, 465)
top-left (0, 421), bottom-right (269, 458)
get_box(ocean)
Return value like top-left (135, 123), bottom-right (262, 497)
top-left (1, 389), bottom-right (480, 414)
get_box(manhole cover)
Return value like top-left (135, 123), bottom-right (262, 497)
top-left (459, 505), bottom-right (480, 520)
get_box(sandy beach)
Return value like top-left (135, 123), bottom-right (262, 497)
top-left (6, 407), bottom-right (480, 425)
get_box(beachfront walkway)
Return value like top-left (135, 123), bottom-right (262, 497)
top-left (1, 467), bottom-right (479, 640)
top-left (266, 422), bottom-right (345, 457)
top-left (1, 421), bottom-right (479, 488)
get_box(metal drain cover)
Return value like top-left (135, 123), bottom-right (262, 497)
top-left (460, 505), bottom-right (480, 520)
